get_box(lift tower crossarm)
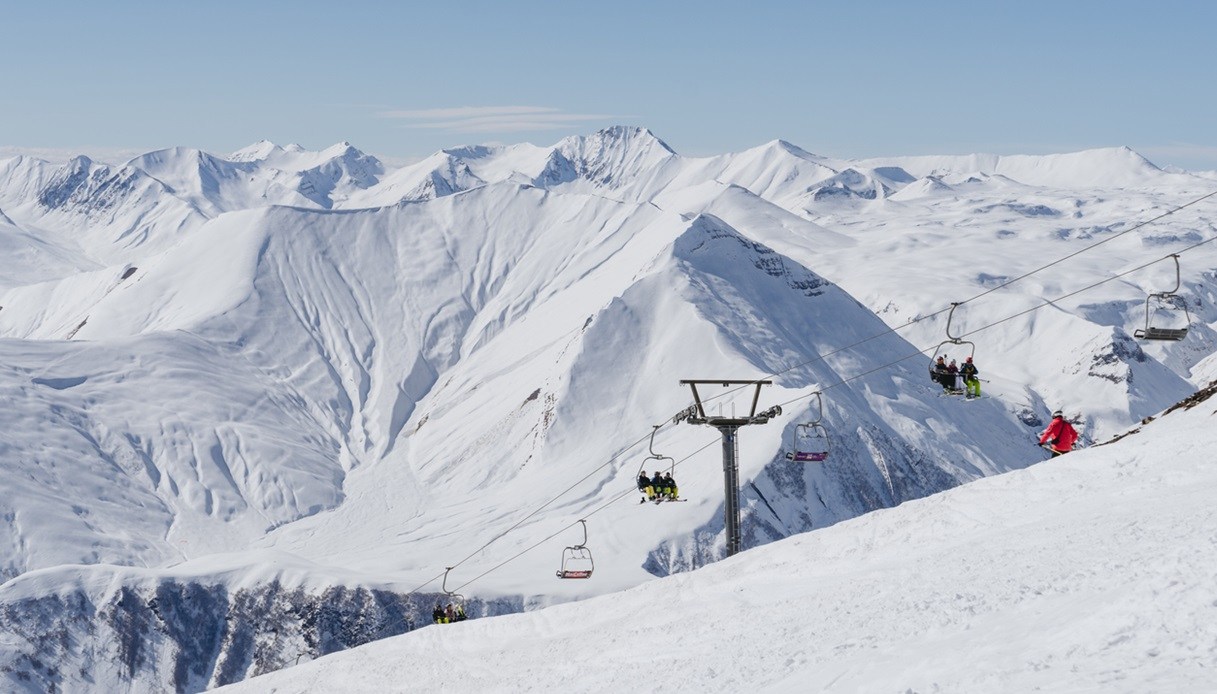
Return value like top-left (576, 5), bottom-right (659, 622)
top-left (678, 380), bottom-right (778, 426)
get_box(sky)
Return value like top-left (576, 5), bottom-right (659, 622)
top-left (1, 0), bottom-right (1215, 169)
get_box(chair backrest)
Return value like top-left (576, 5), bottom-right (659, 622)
top-left (790, 451), bottom-right (827, 462)
top-left (1135, 326), bottom-right (1188, 341)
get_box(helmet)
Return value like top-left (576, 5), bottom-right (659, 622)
top-left (1052, 410), bottom-right (1062, 418)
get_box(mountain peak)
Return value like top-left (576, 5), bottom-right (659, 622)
top-left (229, 140), bottom-right (282, 162)
top-left (769, 139), bottom-right (822, 160)
top-left (441, 144), bottom-right (499, 160)
top-left (549, 126), bottom-right (677, 187)
top-left (585, 125), bottom-right (676, 155)
top-left (321, 141), bottom-right (362, 159)
top-left (67, 154), bottom-right (95, 170)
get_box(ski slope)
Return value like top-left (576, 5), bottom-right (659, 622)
top-left (220, 384), bottom-right (1217, 694)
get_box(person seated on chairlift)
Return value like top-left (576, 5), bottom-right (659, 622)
top-left (657, 473), bottom-right (672, 499)
top-left (433, 602), bottom-right (447, 624)
top-left (960, 356), bottom-right (980, 399)
top-left (638, 471), bottom-right (654, 500)
top-left (651, 471), bottom-right (665, 500)
top-left (932, 356), bottom-right (951, 390)
top-left (663, 471), bottom-right (678, 500)
top-left (455, 604), bottom-right (467, 622)
top-left (947, 359), bottom-right (963, 393)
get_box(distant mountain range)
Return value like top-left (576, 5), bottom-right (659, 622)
top-left (1, 127), bottom-right (1213, 691)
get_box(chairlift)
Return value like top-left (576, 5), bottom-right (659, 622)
top-left (785, 392), bottom-right (830, 462)
top-left (434, 567), bottom-right (469, 623)
top-left (636, 425), bottom-right (675, 481)
top-left (1134, 254), bottom-right (1191, 341)
top-left (441, 567), bottom-right (465, 605)
top-left (555, 520), bottom-right (594, 579)
top-left (929, 302), bottom-right (975, 394)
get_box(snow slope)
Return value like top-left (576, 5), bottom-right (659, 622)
top-left (220, 382), bottom-right (1217, 694)
top-left (1, 127), bottom-right (1215, 691)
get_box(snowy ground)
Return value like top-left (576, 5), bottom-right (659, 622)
top-left (220, 384), bottom-right (1217, 694)
top-left (2, 128), bottom-right (1216, 691)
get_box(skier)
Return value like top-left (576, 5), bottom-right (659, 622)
top-left (638, 471), bottom-right (654, 500)
top-left (455, 603), bottom-right (467, 622)
top-left (651, 471), bottom-right (665, 501)
top-left (663, 471), bottom-right (678, 500)
top-left (931, 356), bottom-right (950, 391)
top-left (445, 603), bottom-right (456, 623)
top-left (947, 359), bottom-right (962, 393)
top-left (433, 603), bottom-right (447, 624)
top-left (1039, 410), bottom-right (1078, 457)
top-left (960, 356), bottom-right (981, 399)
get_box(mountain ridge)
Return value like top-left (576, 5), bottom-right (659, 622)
top-left (1, 127), bottom-right (1214, 692)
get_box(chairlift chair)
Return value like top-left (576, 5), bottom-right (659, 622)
top-left (636, 425), bottom-right (675, 483)
top-left (556, 520), bottom-right (594, 579)
top-left (787, 423), bottom-right (830, 462)
top-left (785, 392), bottom-right (830, 462)
top-left (441, 567), bottom-right (465, 604)
top-left (929, 302), bottom-right (976, 393)
top-left (1134, 255), bottom-right (1191, 341)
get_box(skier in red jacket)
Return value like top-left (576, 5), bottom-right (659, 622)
top-left (1039, 410), bottom-right (1078, 456)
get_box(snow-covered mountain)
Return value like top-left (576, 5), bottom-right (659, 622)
top-left (217, 379), bottom-right (1217, 694)
top-left (1, 127), bottom-right (1214, 692)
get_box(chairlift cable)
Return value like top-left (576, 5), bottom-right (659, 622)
top-left (408, 412), bottom-right (708, 596)
top-left (400, 429), bottom-right (670, 596)
top-left (437, 423), bottom-right (670, 578)
top-left (696, 188), bottom-right (1217, 408)
top-left (771, 239), bottom-right (1217, 411)
top-left (954, 189), bottom-right (1217, 309)
top-left (453, 437), bottom-right (720, 593)
top-left (399, 191), bottom-right (1217, 602)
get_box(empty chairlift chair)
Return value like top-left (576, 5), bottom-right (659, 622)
top-left (1135, 254), bottom-right (1191, 342)
top-left (556, 520), bottom-right (594, 579)
top-left (786, 392), bottom-right (830, 463)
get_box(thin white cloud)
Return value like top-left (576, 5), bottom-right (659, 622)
top-left (378, 105), bottom-right (616, 133)
top-left (377, 106), bottom-right (558, 120)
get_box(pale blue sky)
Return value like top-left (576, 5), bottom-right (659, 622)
top-left (2, 0), bottom-right (1214, 169)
